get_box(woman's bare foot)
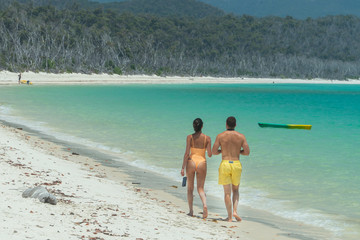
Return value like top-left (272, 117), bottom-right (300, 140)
top-left (233, 213), bottom-right (242, 221)
top-left (224, 217), bottom-right (233, 222)
top-left (203, 206), bottom-right (208, 219)
top-left (187, 210), bottom-right (194, 216)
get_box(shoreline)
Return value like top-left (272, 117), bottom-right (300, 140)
top-left (1, 70), bottom-right (360, 85)
top-left (0, 119), bottom-right (333, 240)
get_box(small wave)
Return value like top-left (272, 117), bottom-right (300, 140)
top-left (0, 110), bottom-right (124, 156)
top-left (236, 186), bottom-right (354, 239)
top-left (0, 104), bottom-right (13, 115)
top-left (127, 159), bottom-right (181, 181)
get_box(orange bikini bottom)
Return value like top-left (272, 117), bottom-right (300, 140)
top-left (189, 155), bottom-right (206, 170)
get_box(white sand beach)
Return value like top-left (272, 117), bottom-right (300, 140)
top-left (1, 70), bottom-right (360, 85)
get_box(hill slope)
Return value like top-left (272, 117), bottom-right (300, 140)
top-left (93, 0), bottom-right (360, 19)
top-left (101, 0), bottom-right (224, 18)
top-left (200, 0), bottom-right (360, 19)
top-left (0, 0), bottom-right (224, 18)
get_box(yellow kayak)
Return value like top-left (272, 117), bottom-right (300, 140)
top-left (258, 122), bottom-right (312, 130)
top-left (20, 80), bottom-right (33, 85)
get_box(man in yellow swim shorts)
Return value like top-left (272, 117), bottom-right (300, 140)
top-left (212, 116), bottom-right (250, 222)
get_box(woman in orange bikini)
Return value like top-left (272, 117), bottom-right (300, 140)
top-left (181, 118), bottom-right (212, 218)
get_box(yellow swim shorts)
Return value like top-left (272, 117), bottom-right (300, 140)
top-left (218, 160), bottom-right (242, 186)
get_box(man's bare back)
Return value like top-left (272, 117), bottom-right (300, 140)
top-left (212, 130), bottom-right (249, 160)
top-left (214, 130), bottom-right (249, 160)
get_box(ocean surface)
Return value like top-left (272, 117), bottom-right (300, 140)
top-left (1, 83), bottom-right (359, 239)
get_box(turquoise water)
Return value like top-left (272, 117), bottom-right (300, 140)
top-left (1, 83), bottom-right (359, 239)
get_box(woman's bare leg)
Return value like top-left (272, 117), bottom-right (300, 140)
top-left (196, 162), bottom-right (207, 218)
top-left (186, 161), bottom-right (196, 216)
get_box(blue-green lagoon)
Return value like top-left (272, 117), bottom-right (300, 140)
top-left (1, 83), bottom-right (359, 239)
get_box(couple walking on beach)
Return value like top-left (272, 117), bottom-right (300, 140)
top-left (181, 116), bottom-right (250, 221)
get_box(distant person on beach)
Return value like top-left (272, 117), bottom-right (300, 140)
top-left (18, 73), bottom-right (21, 84)
top-left (181, 118), bottom-right (212, 219)
top-left (212, 116), bottom-right (250, 222)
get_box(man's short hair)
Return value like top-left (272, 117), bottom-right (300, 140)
top-left (226, 116), bottom-right (236, 129)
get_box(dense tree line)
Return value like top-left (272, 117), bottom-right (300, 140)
top-left (1, 1), bottom-right (360, 79)
top-left (0, 0), bottom-right (224, 18)
top-left (101, 0), bottom-right (224, 18)
top-left (90, 0), bottom-right (360, 19)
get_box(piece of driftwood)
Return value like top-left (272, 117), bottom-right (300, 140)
top-left (22, 186), bottom-right (57, 205)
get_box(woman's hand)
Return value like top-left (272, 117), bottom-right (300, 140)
top-left (181, 168), bottom-right (185, 176)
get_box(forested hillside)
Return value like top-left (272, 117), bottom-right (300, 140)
top-left (93, 0), bottom-right (360, 19)
top-left (96, 0), bottom-right (125, 2)
top-left (0, 0), bottom-right (224, 18)
top-left (100, 0), bottom-right (224, 18)
top-left (199, 0), bottom-right (360, 19)
top-left (1, 1), bottom-right (360, 79)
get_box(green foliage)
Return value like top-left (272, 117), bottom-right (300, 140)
top-left (0, 0), bottom-right (223, 18)
top-left (155, 67), bottom-right (171, 76)
top-left (41, 59), bottom-right (56, 71)
top-left (105, 60), bottom-right (115, 69)
top-left (113, 67), bottom-right (122, 75)
top-left (0, 54), bottom-right (6, 69)
top-left (100, 0), bottom-right (224, 18)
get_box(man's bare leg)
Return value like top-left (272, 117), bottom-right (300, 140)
top-left (223, 184), bottom-right (233, 222)
top-left (232, 184), bottom-right (241, 221)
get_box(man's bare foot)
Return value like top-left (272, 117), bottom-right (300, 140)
top-left (233, 213), bottom-right (242, 221)
top-left (224, 217), bottom-right (233, 222)
top-left (203, 206), bottom-right (208, 219)
top-left (187, 210), bottom-right (193, 216)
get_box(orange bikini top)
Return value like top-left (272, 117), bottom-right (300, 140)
top-left (190, 134), bottom-right (207, 160)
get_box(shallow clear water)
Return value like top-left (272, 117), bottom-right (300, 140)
top-left (1, 83), bottom-right (359, 239)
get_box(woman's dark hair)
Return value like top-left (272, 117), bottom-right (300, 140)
top-left (193, 118), bottom-right (203, 133)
